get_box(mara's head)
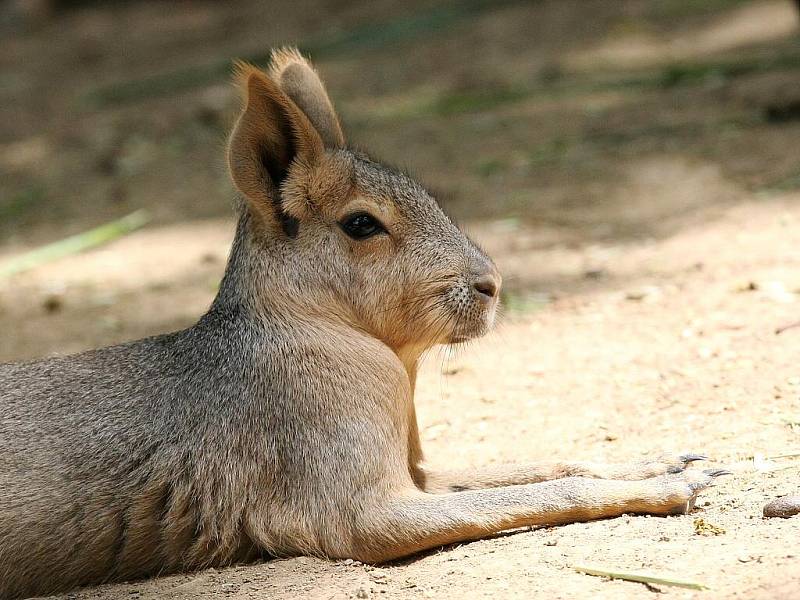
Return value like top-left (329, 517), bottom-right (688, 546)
top-left (226, 48), bottom-right (501, 356)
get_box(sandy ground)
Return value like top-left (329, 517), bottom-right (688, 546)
top-left (2, 0), bottom-right (800, 598)
top-left (1, 189), bottom-right (798, 600)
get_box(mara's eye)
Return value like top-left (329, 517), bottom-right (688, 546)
top-left (339, 212), bottom-right (385, 240)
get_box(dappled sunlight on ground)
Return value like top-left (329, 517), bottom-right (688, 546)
top-left (566, 0), bottom-right (799, 70)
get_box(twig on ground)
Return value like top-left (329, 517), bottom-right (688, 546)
top-left (776, 321), bottom-right (800, 335)
top-left (573, 565), bottom-right (708, 591)
top-left (767, 452), bottom-right (800, 460)
top-left (0, 210), bottom-right (150, 279)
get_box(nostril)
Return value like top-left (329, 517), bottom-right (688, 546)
top-left (473, 275), bottom-right (498, 300)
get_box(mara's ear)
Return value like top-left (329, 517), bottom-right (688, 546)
top-left (228, 61), bottom-right (324, 235)
top-left (268, 47), bottom-right (345, 148)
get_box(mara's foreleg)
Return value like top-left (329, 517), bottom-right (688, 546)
top-left (351, 468), bottom-right (727, 563)
top-left (419, 453), bottom-right (708, 493)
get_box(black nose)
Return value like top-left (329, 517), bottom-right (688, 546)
top-left (473, 273), bottom-right (499, 301)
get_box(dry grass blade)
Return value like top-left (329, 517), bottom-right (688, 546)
top-left (767, 452), bottom-right (800, 460)
top-left (0, 210), bottom-right (150, 279)
top-left (574, 565), bottom-right (709, 590)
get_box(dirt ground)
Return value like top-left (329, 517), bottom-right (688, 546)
top-left (2, 1), bottom-right (800, 598)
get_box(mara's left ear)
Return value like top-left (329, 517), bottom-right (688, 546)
top-left (228, 61), bottom-right (324, 236)
top-left (269, 47), bottom-right (345, 149)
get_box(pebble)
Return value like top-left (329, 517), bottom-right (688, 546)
top-left (763, 496), bottom-right (800, 518)
top-left (42, 294), bottom-right (63, 313)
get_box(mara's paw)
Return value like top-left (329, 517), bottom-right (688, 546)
top-left (653, 468), bottom-right (731, 515)
top-left (641, 452), bottom-right (708, 477)
top-left (609, 452), bottom-right (708, 480)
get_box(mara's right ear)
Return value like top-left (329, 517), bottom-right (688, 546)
top-left (268, 47), bottom-right (345, 148)
top-left (228, 61), bottom-right (324, 236)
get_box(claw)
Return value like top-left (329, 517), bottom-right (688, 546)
top-left (703, 469), bottom-right (732, 477)
top-left (686, 469), bottom-right (732, 493)
top-left (680, 453), bottom-right (708, 463)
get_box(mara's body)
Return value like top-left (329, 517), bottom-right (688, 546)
top-left (0, 279), bottom-right (409, 592)
top-left (0, 49), bottom-right (725, 599)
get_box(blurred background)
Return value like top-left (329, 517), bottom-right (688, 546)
top-left (1, 0), bottom-right (799, 360)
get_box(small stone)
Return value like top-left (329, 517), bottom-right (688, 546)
top-left (625, 286), bottom-right (662, 302)
top-left (42, 294), bottom-right (63, 313)
top-left (583, 268), bottom-right (607, 279)
top-left (763, 495), bottom-right (800, 518)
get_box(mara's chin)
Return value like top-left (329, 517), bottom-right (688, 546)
top-left (441, 306), bottom-right (497, 345)
top-left (447, 321), bottom-right (493, 345)
top-left (448, 331), bottom-right (485, 345)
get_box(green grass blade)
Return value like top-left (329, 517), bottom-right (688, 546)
top-left (574, 565), bottom-right (709, 590)
top-left (0, 210), bottom-right (151, 279)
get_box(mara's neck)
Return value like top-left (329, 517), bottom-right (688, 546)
top-left (208, 212), bottom-right (258, 317)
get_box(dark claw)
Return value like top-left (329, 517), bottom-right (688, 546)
top-left (680, 454), bottom-right (708, 463)
top-left (703, 469), bottom-right (733, 477)
top-left (687, 469), bottom-right (732, 492)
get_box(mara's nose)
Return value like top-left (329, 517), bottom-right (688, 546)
top-left (472, 272), bottom-right (500, 302)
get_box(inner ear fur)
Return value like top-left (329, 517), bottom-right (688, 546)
top-left (228, 61), bottom-right (324, 232)
top-left (268, 47), bottom-right (345, 149)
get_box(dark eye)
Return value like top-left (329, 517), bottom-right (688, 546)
top-left (339, 212), bottom-right (385, 240)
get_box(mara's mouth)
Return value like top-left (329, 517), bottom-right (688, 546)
top-left (441, 297), bottom-right (498, 345)
top-left (404, 281), bottom-right (498, 346)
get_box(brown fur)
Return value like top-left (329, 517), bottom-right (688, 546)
top-left (0, 48), bottom-right (725, 599)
